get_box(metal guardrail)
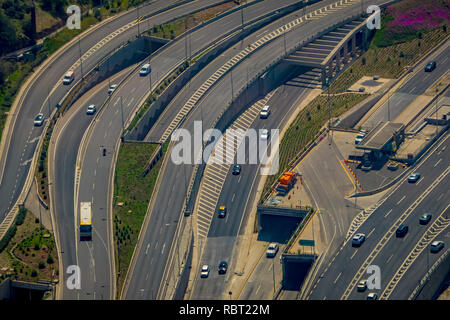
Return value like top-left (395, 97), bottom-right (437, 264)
top-left (408, 249), bottom-right (450, 300)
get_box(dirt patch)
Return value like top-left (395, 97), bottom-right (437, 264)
top-left (347, 76), bottom-right (393, 94)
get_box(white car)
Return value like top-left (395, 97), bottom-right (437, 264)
top-left (63, 71), bottom-right (75, 85)
top-left (140, 63), bottom-right (151, 76)
top-left (33, 113), bottom-right (44, 126)
top-left (357, 280), bottom-right (367, 292)
top-left (86, 104), bottom-right (96, 115)
top-left (260, 105), bottom-right (270, 119)
top-left (352, 233), bottom-right (366, 247)
top-left (367, 292), bottom-right (378, 300)
top-left (108, 84), bottom-right (117, 94)
top-left (260, 129), bottom-right (270, 140)
top-left (266, 243), bottom-right (279, 258)
top-left (200, 265), bottom-right (210, 278)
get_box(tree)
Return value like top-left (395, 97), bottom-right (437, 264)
top-left (0, 10), bottom-right (18, 55)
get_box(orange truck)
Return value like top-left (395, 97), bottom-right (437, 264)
top-left (276, 171), bottom-right (297, 195)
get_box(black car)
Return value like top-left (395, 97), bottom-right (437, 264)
top-left (396, 225), bottom-right (408, 238)
top-left (424, 61), bottom-right (436, 72)
top-left (218, 261), bottom-right (228, 274)
top-left (232, 164), bottom-right (241, 175)
top-left (419, 214), bottom-right (432, 225)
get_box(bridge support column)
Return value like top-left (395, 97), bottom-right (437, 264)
top-left (321, 66), bottom-right (327, 87)
top-left (351, 34), bottom-right (357, 57)
top-left (343, 41), bottom-right (349, 64)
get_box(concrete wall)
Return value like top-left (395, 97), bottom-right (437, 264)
top-left (281, 254), bottom-right (315, 291)
top-left (124, 1), bottom-right (315, 142)
top-left (414, 252), bottom-right (450, 300)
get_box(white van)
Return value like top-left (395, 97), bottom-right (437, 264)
top-left (63, 71), bottom-right (75, 85)
top-left (260, 105), bottom-right (270, 119)
top-left (140, 63), bottom-right (151, 76)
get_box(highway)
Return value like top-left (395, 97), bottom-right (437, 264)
top-left (0, 0), bottom-right (223, 226)
top-left (74, 0), bottom-right (305, 300)
top-left (192, 79), bottom-right (319, 299)
top-left (123, 0), bottom-right (394, 300)
top-left (49, 0), bottom-right (248, 300)
top-left (51, 66), bottom-right (134, 300)
top-left (307, 133), bottom-right (449, 300)
top-left (362, 42), bottom-right (450, 129)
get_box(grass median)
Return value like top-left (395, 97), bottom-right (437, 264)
top-left (113, 141), bottom-right (168, 298)
top-left (0, 207), bottom-right (58, 294)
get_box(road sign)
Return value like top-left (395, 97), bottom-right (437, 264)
top-left (299, 239), bottom-right (315, 246)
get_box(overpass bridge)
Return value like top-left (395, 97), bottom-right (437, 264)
top-left (284, 17), bottom-right (370, 86)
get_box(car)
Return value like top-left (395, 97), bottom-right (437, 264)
top-left (266, 243), bottom-right (279, 258)
top-left (430, 241), bottom-right (444, 253)
top-left (419, 213), bottom-right (432, 225)
top-left (352, 233), bottom-right (366, 247)
top-left (63, 71), bottom-right (75, 85)
top-left (232, 164), bottom-right (241, 175)
top-left (387, 162), bottom-right (399, 171)
top-left (424, 61), bottom-right (436, 72)
top-left (200, 265), bottom-right (209, 278)
top-left (218, 206), bottom-right (227, 218)
top-left (408, 172), bottom-right (421, 183)
top-left (140, 63), bottom-right (151, 76)
top-left (260, 105), bottom-right (270, 119)
top-left (33, 113), bottom-right (44, 126)
top-left (357, 280), bottom-right (367, 292)
top-left (355, 133), bottom-right (365, 145)
top-left (396, 225), bottom-right (408, 238)
top-left (86, 104), bottom-right (96, 115)
top-left (367, 293), bottom-right (378, 300)
top-left (108, 84), bottom-right (117, 94)
top-left (218, 261), bottom-right (228, 274)
top-left (260, 129), bottom-right (270, 140)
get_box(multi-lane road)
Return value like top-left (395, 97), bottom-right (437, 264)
top-left (70, 0), bottom-right (306, 300)
top-left (0, 0), bottom-right (226, 228)
top-left (307, 133), bottom-right (449, 300)
top-left (127, 0), bottom-right (392, 300)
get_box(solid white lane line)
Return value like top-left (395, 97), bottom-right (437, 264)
top-left (384, 209), bottom-right (393, 218)
top-left (434, 158), bottom-right (442, 167)
top-left (334, 272), bottom-right (342, 284)
top-left (367, 227), bottom-right (376, 238)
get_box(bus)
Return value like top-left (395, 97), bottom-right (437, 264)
top-left (80, 202), bottom-right (92, 240)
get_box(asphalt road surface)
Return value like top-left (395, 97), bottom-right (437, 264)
top-left (307, 133), bottom-right (449, 300)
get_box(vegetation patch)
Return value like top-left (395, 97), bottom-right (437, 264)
top-left (113, 141), bottom-right (167, 298)
top-left (147, 2), bottom-right (238, 40)
top-left (0, 207), bottom-right (58, 284)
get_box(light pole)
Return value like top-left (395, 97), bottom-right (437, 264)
top-left (137, 5), bottom-right (140, 37)
top-left (272, 256), bottom-right (276, 294)
top-left (120, 96), bottom-right (124, 132)
top-left (78, 36), bottom-right (83, 79)
top-left (47, 87), bottom-right (51, 117)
